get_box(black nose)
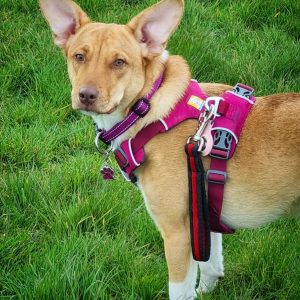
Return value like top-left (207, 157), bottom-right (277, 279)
top-left (79, 87), bottom-right (98, 105)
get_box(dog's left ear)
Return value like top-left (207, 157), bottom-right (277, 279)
top-left (127, 0), bottom-right (184, 56)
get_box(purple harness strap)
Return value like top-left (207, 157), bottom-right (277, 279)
top-left (96, 75), bottom-right (164, 144)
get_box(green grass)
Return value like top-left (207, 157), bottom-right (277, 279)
top-left (0, 0), bottom-right (299, 299)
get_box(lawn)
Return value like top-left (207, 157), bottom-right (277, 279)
top-left (0, 0), bottom-right (299, 299)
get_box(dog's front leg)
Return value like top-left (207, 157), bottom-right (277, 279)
top-left (164, 230), bottom-right (198, 300)
top-left (139, 182), bottom-right (198, 299)
top-left (197, 232), bottom-right (224, 294)
top-left (165, 231), bottom-right (224, 299)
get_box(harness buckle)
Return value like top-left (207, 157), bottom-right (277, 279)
top-left (210, 129), bottom-right (233, 159)
top-left (132, 98), bottom-right (150, 117)
top-left (206, 170), bottom-right (227, 184)
top-left (233, 83), bottom-right (254, 99)
top-left (114, 147), bottom-right (129, 170)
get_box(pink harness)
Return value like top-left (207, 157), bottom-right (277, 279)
top-left (114, 80), bottom-right (205, 181)
top-left (114, 81), bottom-right (255, 184)
top-left (95, 77), bottom-right (255, 260)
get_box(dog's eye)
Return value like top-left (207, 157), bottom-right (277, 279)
top-left (75, 53), bottom-right (85, 62)
top-left (113, 59), bottom-right (126, 68)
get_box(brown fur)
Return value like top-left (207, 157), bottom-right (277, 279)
top-left (40, 0), bottom-right (300, 291)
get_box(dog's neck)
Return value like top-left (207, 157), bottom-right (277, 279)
top-left (92, 52), bottom-right (191, 148)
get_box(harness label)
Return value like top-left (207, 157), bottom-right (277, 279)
top-left (188, 95), bottom-right (204, 110)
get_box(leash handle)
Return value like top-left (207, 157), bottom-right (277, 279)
top-left (185, 142), bottom-right (211, 261)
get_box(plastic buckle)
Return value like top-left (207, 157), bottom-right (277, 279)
top-left (132, 98), bottom-right (150, 117)
top-left (206, 170), bottom-right (227, 184)
top-left (233, 83), bottom-right (254, 99)
top-left (210, 129), bottom-right (233, 159)
top-left (114, 147), bottom-right (129, 170)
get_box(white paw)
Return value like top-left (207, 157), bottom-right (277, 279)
top-left (169, 282), bottom-right (196, 300)
top-left (198, 275), bottom-right (218, 293)
top-left (197, 271), bottom-right (224, 294)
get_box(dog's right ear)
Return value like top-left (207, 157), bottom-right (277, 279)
top-left (39, 0), bottom-right (90, 48)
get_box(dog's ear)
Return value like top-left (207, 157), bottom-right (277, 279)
top-left (127, 0), bottom-right (184, 56)
top-left (39, 0), bottom-right (90, 48)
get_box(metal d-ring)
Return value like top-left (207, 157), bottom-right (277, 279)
top-left (95, 132), bottom-right (112, 157)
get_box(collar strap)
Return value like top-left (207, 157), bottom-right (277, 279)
top-left (96, 75), bottom-right (164, 144)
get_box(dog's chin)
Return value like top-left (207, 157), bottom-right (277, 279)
top-left (80, 107), bottom-right (117, 117)
top-left (74, 104), bottom-right (118, 116)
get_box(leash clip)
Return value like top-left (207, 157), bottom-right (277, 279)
top-left (193, 106), bottom-right (214, 141)
top-left (187, 104), bottom-right (215, 153)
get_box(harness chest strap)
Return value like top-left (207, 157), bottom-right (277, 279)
top-left (114, 80), bottom-right (204, 182)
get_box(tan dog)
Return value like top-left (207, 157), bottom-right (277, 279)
top-left (40, 0), bottom-right (300, 298)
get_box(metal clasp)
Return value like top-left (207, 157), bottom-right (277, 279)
top-left (193, 106), bottom-right (214, 141)
top-left (187, 104), bottom-right (216, 153)
top-left (204, 96), bottom-right (224, 117)
top-left (95, 131), bottom-right (113, 156)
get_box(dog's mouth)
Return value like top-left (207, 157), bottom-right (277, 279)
top-left (73, 100), bottom-right (119, 115)
top-left (72, 91), bottom-right (123, 115)
top-left (78, 105), bottom-right (117, 115)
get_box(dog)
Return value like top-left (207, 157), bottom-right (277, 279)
top-left (39, 0), bottom-right (300, 299)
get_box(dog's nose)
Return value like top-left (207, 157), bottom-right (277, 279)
top-left (79, 87), bottom-right (98, 105)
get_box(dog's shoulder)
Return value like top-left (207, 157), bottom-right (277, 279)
top-left (199, 83), bottom-right (233, 97)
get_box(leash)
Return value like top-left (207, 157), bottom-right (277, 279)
top-left (186, 84), bottom-right (255, 261)
top-left (185, 142), bottom-right (211, 261)
top-left (185, 104), bottom-right (217, 261)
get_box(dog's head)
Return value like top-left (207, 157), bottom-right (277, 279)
top-left (40, 0), bottom-right (184, 115)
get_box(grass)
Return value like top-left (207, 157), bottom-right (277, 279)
top-left (0, 0), bottom-right (299, 299)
